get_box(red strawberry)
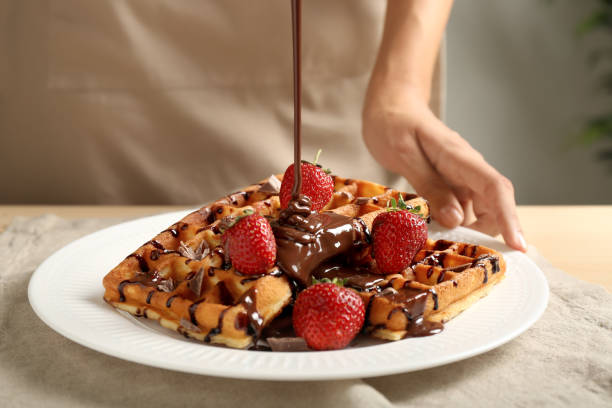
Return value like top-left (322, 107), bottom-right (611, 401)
top-left (279, 150), bottom-right (334, 211)
top-left (222, 213), bottom-right (276, 275)
top-left (292, 282), bottom-right (365, 350)
top-left (372, 202), bottom-right (428, 274)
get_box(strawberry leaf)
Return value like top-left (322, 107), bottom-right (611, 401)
top-left (218, 209), bottom-right (255, 233)
top-left (311, 276), bottom-right (348, 287)
top-left (397, 194), bottom-right (408, 210)
top-left (406, 205), bottom-right (428, 220)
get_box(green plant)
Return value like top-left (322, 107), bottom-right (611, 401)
top-left (576, 0), bottom-right (612, 164)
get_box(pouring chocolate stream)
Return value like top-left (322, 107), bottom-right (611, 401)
top-left (272, 0), bottom-right (367, 286)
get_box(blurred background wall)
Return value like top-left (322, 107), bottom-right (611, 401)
top-left (446, 0), bottom-right (612, 204)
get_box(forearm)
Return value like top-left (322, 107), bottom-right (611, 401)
top-left (368, 0), bottom-right (453, 103)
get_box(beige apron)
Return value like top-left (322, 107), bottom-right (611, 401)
top-left (0, 0), bottom-right (442, 204)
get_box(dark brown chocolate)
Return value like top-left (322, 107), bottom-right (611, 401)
top-left (383, 287), bottom-right (443, 337)
top-left (267, 337), bottom-right (310, 352)
top-left (312, 263), bottom-right (385, 292)
top-left (272, 200), bottom-right (368, 286)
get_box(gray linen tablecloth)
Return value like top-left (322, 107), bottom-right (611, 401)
top-left (1, 215), bottom-right (610, 407)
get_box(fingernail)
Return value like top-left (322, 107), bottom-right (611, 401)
top-left (440, 205), bottom-right (463, 227)
top-left (515, 231), bottom-right (527, 252)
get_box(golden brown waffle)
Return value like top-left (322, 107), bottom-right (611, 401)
top-left (359, 238), bottom-right (506, 340)
top-left (102, 175), bottom-right (505, 348)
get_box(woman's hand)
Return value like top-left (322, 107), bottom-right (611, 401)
top-left (363, 83), bottom-right (527, 252)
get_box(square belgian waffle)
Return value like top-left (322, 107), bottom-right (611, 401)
top-left (102, 175), bottom-right (506, 349)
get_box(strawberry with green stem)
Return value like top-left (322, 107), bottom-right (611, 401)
top-left (371, 194), bottom-right (428, 274)
top-left (292, 278), bottom-right (365, 350)
top-left (279, 149), bottom-right (334, 211)
top-left (221, 209), bottom-right (277, 275)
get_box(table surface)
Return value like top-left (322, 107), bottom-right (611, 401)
top-left (1, 205), bottom-right (610, 292)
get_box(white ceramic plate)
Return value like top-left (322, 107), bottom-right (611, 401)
top-left (28, 210), bottom-right (549, 381)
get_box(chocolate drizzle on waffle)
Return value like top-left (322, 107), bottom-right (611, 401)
top-left (384, 288), bottom-right (443, 337)
top-left (241, 288), bottom-right (264, 337)
top-left (272, 195), bottom-right (368, 286)
top-left (312, 263), bottom-right (384, 292)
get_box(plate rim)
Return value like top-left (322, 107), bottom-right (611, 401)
top-left (27, 210), bottom-right (549, 381)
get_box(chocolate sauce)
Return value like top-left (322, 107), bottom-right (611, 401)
top-left (166, 295), bottom-right (177, 308)
top-left (444, 254), bottom-right (500, 282)
top-left (433, 240), bottom-right (454, 251)
top-left (212, 246), bottom-right (231, 270)
top-left (217, 281), bottom-right (233, 305)
top-left (117, 271), bottom-right (164, 302)
top-left (238, 267), bottom-right (283, 285)
top-left (437, 270), bottom-right (446, 284)
top-left (242, 288), bottom-right (264, 336)
top-left (383, 288), bottom-right (443, 337)
top-left (430, 288), bottom-right (439, 310)
top-left (206, 210), bottom-right (217, 224)
top-left (164, 228), bottom-right (179, 238)
top-left (422, 252), bottom-right (447, 267)
top-left (261, 311), bottom-right (295, 338)
top-left (205, 308), bottom-right (229, 342)
top-left (117, 280), bottom-right (131, 302)
top-left (312, 263), bottom-right (384, 292)
top-left (146, 240), bottom-right (165, 250)
top-left (126, 254), bottom-right (149, 272)
top-left (291, 0), bottom-right (302, 201)
top-left (189, 299), bottom-right (205, 325)
top-left (273, 198), bottom-right (368, 285)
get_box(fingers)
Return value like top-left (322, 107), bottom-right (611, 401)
top-left (454, 187), bottom-right (477, 226)
top-left (488, 175), bottom-right (527, 252)
top-left (421, 181), bottom-right (464, 228)
top-left (416, 115), bottom-right (527, 252)
top-left (467, 215), bottom-right (499, 236)
top-left (391, 131), bottom-right (465, 228)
